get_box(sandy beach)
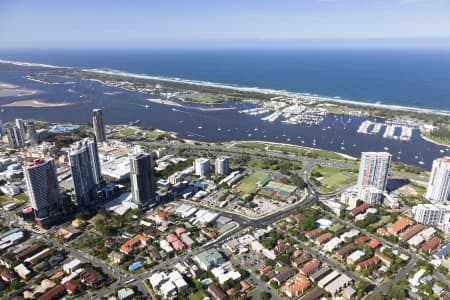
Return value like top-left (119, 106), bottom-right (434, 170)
top-left (86, 68), bottom-right (450, 116)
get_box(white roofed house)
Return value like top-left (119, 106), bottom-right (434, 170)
top-left (339, 229), bottom-right (360, 241)
top-left (14, 263), bottom-right (31, 279)
top-left (324, 274), bottom-right (353, 297)
top-left (211, 262), bottom-right (242, 285)
top-left (148, 270), bottom-right (188, 298)
top-left (169, 271), bottom-right (188, 292)
top-left (407, 235), bottom-right (425, 248)
top-left (160, 281), bottom-right (177, 298)
top-left (63, 258), bottom-right (82, 274)
top-left (323, 237), bottom-right (343, 253)
top-left (346, 250), bottom-right (365, 265)
top-left (149, 272), bottom-right (168, 289)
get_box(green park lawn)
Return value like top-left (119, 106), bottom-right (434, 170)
top-left (311, 165), bottom-right (358, 193)
top-left (189, 291), bottom-right (205, 300)
top-left (233, 141), bottom-right (352, 162)
top-left (237, 171), bottom-right (269, 193)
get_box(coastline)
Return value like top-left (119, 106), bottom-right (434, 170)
top-left (82, 68), bottom-right (450, 116)
top-left (1, 58), bottom-right (449, 117)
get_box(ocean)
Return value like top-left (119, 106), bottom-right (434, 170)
top-left (0, 48), bottom-right (450, 111)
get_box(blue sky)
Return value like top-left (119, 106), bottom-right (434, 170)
top-left (1, 0), bottom-right (450, 48)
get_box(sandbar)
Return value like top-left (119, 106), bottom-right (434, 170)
top-left (2, 99), bottom-right (76, 108)
top-left (147, 98), bottom-right (235, 111)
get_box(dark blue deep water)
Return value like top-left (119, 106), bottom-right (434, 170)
top-left (1, 48), bottom-right (450, 111)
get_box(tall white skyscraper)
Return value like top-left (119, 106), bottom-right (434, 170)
top-left (215, 155), bottom-right (230, 175)
top-left (130, 151), bottom-right (156, 208)
top-left (194, 158), bottom-right (210, 177)
top-left (92, 108), bottom-right (106, 143)
top-left (357, 152), bottom-right (392, 191)
top-left (23, 159), bottom-right (60, 225)
top-left (425, 157), bottom-right (450, 202)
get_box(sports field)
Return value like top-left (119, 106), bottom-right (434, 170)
top-left (236, 171), bottom-right (269, 193)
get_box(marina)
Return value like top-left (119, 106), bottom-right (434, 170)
top-left (0, 68), bottom-right (447, 169)
top-left (358, 120), bottom-right (414, 142)
top-left (238, 107), bottom-right (270, 115)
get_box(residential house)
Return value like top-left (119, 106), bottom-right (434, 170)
top-left (324, 274), bottom-right (353, 297)
top-left (299, 287), bottom-right (325, 300)
top-left (208, 284), bottom-right (227, 300)
top-left (283, 273), bottom-right (311, 298)
top-left (108, 251), bottom-right (124, 264)
top-left (315, 233), bottom-right (333, 246)
top-left (194, 249), bottom-right (224, 271)
top-left (305, 228), bottom-right (324, 240)
top-left (387, 216), bottom-right (414, 236)
top-left (399, 224), bottom-right (425, 241)
top-left (270, 268), bottom-right (296, 286)
top-left (356, 256), bottom-right (380, 270)
top-left (336, 244), bottom-right (355, 259)
top-left (120, 234), bottom-right (150, 255)
top-left (347, 250), bottom-right (365, 265)
top-left (351, 203), bottom-right (370, 217)
top-left (79, 268), bottom-right (104, 287)
top-left (367, 239), bottom-right (380, 249)
top-left (293, 253), bottom-right (311, 268)
top-left (299, 258), bottom-right (321, 276)
top-left (421, 237), bottom-right (442, 254)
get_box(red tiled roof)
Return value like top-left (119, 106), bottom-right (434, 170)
top-left (354, 236), bottom-right (370, 244)
top-left (357, 256), bottom-right (380, 270)
top-left (305, 227), bottom-right (324, 239)
top-left (240, 281), bottom-right (250, 292)
top-left (399, 224), bottom-right (425, 241)
top-left (315, 233), bottom-right (333, 245)
top-left (37, 284), bottom-right (66, 300)
top-left (351, 203), bottom-right (370, 216)
top-left (120, 234), bottom-right (150, 254)
top-left (388, 216), bottom-right (414, 235)
top-left (421, 237), bottom-right (442, 253)
top-left (300, 258), bottom-right (321, 275)
top-left (64, 280), bottom-right (80, 293)
top-left (367, 239), bottom-right (380, 249)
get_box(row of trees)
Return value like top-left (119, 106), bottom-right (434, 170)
top-left (429, 126), bottom-right (450, 143)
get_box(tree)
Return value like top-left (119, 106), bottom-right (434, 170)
top-left (298, 214), bottom-right (316, 231)
top-left (370, 293), bottom-right (386, 300)
top-left (258, 291), bottom-right (271, 300)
